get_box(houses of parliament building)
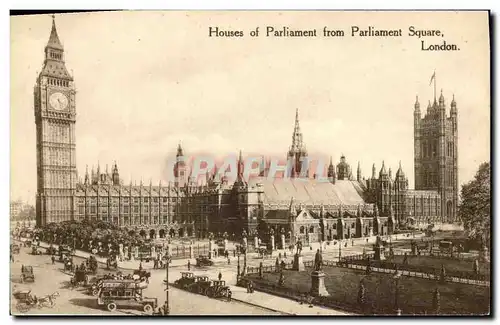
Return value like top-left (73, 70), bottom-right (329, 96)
top-left (34, 17), bottom-right (458, 241)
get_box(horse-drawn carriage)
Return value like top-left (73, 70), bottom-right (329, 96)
top-left (86, 256), bottom-right (98, 274)
top-left (46, 246), bottom-right (57, 255)
top-left (70, 268), bottom-right (89, 287)
top-left (21, 265), bottom-right (35, 283)
top-left (31, 246), bottom-right (43, 255)
top-left (12, 290), bottom-right (58, 313)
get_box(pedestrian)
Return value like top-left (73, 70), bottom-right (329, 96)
top-left (139, 262), bottom-right (143, 271)
top-left (187, 260), bottom-right (191, 271)
top-left (233, 250), bottom-right (236, 257)
top-left (227, 289), bottom-right (232, 302)
top-left (227, 257), bottom-right (230, 265)
top-left (218, 271), bottom-right (222, 281)
top-left (284, 252), bottom-right (287, 259)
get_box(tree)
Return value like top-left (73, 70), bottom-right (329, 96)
top-left (458, 162), bottom-right (491, 246)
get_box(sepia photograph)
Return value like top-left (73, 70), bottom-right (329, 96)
top-left (9, 10), bottom-right (491, 316)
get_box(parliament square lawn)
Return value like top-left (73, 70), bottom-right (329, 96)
top-left (247, 266), bottom-right (490, 315)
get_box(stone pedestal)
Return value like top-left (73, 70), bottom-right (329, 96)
top-left (281, 235), bottom-right (286, 250)
top-left (270, 235), bottom-right (275, 251)
top-left (134, 246), bottom-right (139, 259)
top-left (374, 245), bottom-right (385, 261)
top-left (310, 271), bottom-right (329, 297)
top-left (293, 254), bottom-right (305, 271)
top-left (254, 236), bottom-right (259, 248)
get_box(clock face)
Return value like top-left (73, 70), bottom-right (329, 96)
top-left (49, 92), bottom-right (69, 111)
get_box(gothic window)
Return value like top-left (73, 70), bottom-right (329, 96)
top-left (90, 206), bottom-right (96, 214)
top-left (144, 205), bottom-right (149, 213)
top-left (133, 205), bottom-right (139, 213)
top-left (123, 197), bottom-right (129, 203)
top-left (422, 141), bottom-right (427, 158)
top-left (133, 198), bottom-right (139, 204)
top-left (78, 206), bottom-right (84, 214)
top-left (432, 140), bottom-right (437, 157)
top-left (153, 197), bottom-right (158, 203)
top-left (124, 206), bottom-right (129, 214)
top-left (300, 226), bottom-right (305, 234)
top-left (163, 197), bottom-right (168, 203)
top-left (144, 197), bottom-right (149, 203)
top-left (351, 223), bottom-right (355, 229)
top-left (309, 226), bottom-right (314, 233)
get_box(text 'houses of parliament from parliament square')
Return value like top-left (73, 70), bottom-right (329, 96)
top-left (33, 17), bottom-right (458, 240)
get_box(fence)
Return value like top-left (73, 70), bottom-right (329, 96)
top-left (343, 263), bottom-right (489, 287)
top-left (246, 261), bottom-right (294, 275)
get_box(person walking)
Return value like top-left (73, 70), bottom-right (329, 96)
top-left (218, 271), bottom-right (222, 281)
top-left (227, 256), bottom-right (230, 265)
top-left (187, 260), bottom-right (191, 271)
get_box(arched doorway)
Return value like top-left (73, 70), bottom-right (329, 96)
top-left (187, 227), bottom-right (193, 237)
top-left (169, 229), bottom-right (175, 238)
top-left (446, 200), bottom-right (453, 222)
top-left (139, 229), bottom-right (146, 238)
top-left (159, 229), bottom-right (166, 238)
top-left (179, 228), bottom-right (184, 237)
top-left (149, 229), bottom-right (156, 239)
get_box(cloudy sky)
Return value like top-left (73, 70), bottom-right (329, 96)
top-left (11, 11), bottom-right (490, 203)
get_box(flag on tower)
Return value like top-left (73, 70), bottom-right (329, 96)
top-left (429, 71), bottom-right (436, 86)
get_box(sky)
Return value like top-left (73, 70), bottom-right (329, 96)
top-left (10, 11), bottom-right (490, 204)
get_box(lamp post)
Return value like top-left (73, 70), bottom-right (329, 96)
top-left (163, 251), bottom-right (172, 315)
top-left (338, 238), bottom-right (342, 262)
top-left (393, 271), bottom-right (401, 315)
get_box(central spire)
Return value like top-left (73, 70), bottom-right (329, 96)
top-left (290, 108), bottom-right (304, 152)
top-left (46, 15), bottom-right (63, 51)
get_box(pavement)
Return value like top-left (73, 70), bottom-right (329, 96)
top-left (228, 285), bottom-right (351, 315)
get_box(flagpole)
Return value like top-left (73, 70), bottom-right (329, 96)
top-left (434, 70), bottom-right (436, 101)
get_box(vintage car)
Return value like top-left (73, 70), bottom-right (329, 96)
top-left (196, 255), bottom-right (214, 267)
top-left (174, 272), bottom-right (196, 289)
top-left (206, 280), bottom-right (231, 299)
top-left (11, 244), bottom-right (20, 255)
top-left (97, 280), bottom-right (156, 314)
top-left (59, 249), bottom-right (71, 262)
top-left (21, 265), bottom-right (35, 283)
top-left (187, 276), bottom-right (212, 295)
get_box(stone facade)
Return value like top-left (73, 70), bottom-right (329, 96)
top-left (34, 18), bottom-right (458, 239)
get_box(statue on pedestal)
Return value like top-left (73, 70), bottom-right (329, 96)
top-left (296, 240), bottom-right (303, 256)
top-left (314, 249), bottom-right (323, 272)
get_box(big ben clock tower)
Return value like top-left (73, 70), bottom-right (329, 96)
top-left (34, 16), bottom-right (77, 226)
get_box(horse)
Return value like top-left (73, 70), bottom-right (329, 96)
top-left (36, 291), bottom-right (59, 308)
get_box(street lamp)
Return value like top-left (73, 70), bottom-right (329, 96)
top-left (162, 251), bottom-right (172, 315)
top-left (393, 271), bottom-right (401, 315)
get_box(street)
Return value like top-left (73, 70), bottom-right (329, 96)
top-left (10, 245), bottom-right (281, 315)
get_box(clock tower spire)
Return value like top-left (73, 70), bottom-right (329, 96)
top-left (34, 15), bottom-right (77, 226)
